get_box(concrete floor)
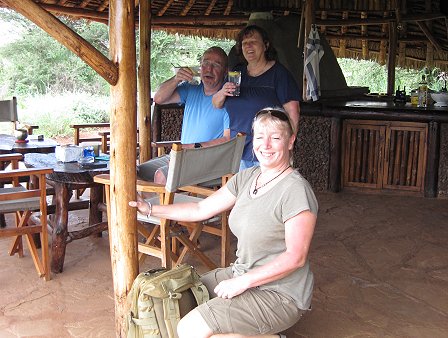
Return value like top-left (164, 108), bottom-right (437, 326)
top-left (1, 191), bottom-right (448, 337)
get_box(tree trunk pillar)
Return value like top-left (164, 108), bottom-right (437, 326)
top-left (387, 21), bottom-right (397, 96)
top-left (109, 0), bottom-right (139, 336)
top-left (138, 0), bottom-right (152, 163)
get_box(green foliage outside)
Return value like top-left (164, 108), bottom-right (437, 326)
top-left (338, 58), bottom-right (447, 94)
top-left (0, 9), bottom-right (233, 137)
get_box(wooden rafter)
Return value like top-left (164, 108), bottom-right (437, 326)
top-left (417, 21), bottom-right (442, 51)
top-left (224, 0), bottom-right (233, 16)
top-left (180, 0), bottom-right (196, 16)
top-left (205, 0), bottom-right (218, 16)
top-left (204, 0), bottom-right (217, 15)
top-left (98, 0), bottom-right (109, 12)
top-left (157, 0), bottom-right (175, 17)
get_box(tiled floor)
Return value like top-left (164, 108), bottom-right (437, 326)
top-left (1, 191), bottom-right (448, 337)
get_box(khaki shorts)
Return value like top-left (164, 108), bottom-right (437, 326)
top-left (196, 267), bottom-right (306, 335)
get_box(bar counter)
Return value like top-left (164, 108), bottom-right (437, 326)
top-left (295, 99), bottom-right (448, 198)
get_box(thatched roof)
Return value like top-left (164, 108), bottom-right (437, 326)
top-left (1, 0), bottom-right (448, 70)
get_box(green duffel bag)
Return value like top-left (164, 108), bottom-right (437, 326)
top-left (127, 264), bottom-right (209, 338)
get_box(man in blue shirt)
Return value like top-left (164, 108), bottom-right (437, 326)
top-left (138, 46), bottom-right (230, 183)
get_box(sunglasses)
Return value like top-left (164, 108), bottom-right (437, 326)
top-left (254, 108), bottom-right (291, 125)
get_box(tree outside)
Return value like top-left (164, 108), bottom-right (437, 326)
top-left (0, 9), bottom-right (233, 138)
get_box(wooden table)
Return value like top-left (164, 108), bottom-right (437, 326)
top-left (24, 153), bottom-right (109, 273)
top-left (0, 134), bottom-right (58, 154)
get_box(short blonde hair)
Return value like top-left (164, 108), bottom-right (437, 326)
top-left (252, 107), bottom-right (294, 137)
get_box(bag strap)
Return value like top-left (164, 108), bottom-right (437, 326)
top-left (162, 296), bottom-right (181, 338)
top-left (190, 282), bottom-right (210, 306)
top-left (161, 281), bottom-right (210, 338)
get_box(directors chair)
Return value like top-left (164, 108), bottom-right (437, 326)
top-left (0, 97), bottom-right (39, 135)
top-left (95, 133), bottom-right (245, 270)
top-left (0, 153), bottom-right (52, 280)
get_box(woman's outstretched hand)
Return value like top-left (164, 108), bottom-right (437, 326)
top-left (129, 194), bottom-right (151, 216)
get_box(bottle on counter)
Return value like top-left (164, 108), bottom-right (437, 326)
top-left (411, 88), bottom-right (419, 106)
top-left (418, 75), bottom-right (428, 108)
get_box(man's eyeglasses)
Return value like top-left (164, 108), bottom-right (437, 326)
top-left (201, 60), bottom-right (223, 70)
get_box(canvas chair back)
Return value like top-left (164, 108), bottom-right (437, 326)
top-left (165, 133), bottom-right (245, 192)
top-left (0, 97), bottom-right (18, 134)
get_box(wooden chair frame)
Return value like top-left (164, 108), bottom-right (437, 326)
top-left (0, 153), bottom-right (52, 280)
top-left (94, 133), bottom-right (245, 270)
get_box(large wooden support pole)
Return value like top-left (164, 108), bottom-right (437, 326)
top-left (425, 121), bottom-right (440, 198)
top-left (302, 0), bottom-right (314, 101)
top-left (387, 22), bottom-right (397, 96)
top-left (329, 117), bottom-right (342, 193)
top-left (138, 0), bottom-right (152, 163)
top-left (3, 0), bottom-right (118, 86)
top-left (109, 0), bottom-right (139, 335)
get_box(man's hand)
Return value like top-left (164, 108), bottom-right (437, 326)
top-left (174, 67), bottom-right (195, 83)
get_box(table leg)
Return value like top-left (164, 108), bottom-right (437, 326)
top-left (50, 182), bottom-right (70, 273)
top-left (0, 161), bottom-right (6, 228)
top-left (89, 184), bottom-right (103, 237)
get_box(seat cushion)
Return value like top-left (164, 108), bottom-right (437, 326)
top-left (0, 186), bottom-right (41, 213)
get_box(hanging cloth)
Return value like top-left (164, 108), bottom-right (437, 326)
top-left (304, 25), bottom-right (324, 101)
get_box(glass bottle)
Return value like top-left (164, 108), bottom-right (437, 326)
top-left (418, 75), bottom-right (428, 108)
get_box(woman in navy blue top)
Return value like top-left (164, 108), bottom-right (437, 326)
top-left (213, 25), bottom-right (301, 169)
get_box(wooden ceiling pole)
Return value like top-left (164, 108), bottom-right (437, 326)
top-left (387, 20), bottom-right (397, 96)
top-left (379, 10), bottom-right (388, 65)
top-left (339, 11), bottom-right (348, 58)
top-left (2, 0), bottom-right (118, 85)
top-left (138, 0), bottom-right (152, 163)
top-left (109, 0), bottom-right (138, 335)
top-left (302, 0), bottom-right (314, 101)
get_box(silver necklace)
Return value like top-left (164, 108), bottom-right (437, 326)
top-left (253, 165), bottom-right (291, 195)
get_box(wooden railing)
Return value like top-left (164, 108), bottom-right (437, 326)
top-left (70, 123), bottom-right (110, 145)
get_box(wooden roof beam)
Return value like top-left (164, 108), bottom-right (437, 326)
top-left (417, 21), bottom-right (442, 52)
top-left (4, 0), bottom-right (118, 86)
top-left (316, 13), bottom-right (447, 27)
top-left (152, 24), bottom-right (244, 31)
top-left (180, 0), bottom-right (196, 16)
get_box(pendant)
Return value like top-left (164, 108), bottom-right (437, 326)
top-left (253, 188), bottom-right (258, 195)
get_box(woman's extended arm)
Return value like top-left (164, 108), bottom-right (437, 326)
top-left (212, 81), bottom-right (237, 108)
top-left (129, 184), bottom-right (236, 222)
top-left (282, 100), bottom-right (300, 135)
top-left (213, 210), bottom-right (317, 299)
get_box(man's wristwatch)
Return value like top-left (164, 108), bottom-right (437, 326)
top-left (194, 142), bottom-right (202, 148)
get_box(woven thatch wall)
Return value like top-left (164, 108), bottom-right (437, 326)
top-left (294, 116), bottom-right (331, 192)
top-left (438, 123), bottom-right (448, 197)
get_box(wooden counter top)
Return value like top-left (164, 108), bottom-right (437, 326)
top-left (301, 100), bottom-right (448, 122)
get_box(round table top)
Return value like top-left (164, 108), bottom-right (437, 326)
top-left (24, 152), bottom-right (109, 184)
top-left (0, 134), bottom-right (57, 154)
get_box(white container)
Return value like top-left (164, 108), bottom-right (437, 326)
top-left (55, 145), bottom-right (83, 162)
top-left (430, 92), bottom-right (448, 106)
